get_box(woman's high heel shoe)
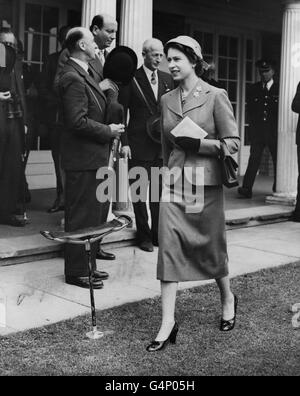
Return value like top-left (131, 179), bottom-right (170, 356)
top-left (146, 322), bottom-right (179, 352)
top-left (220, 295), bottom-right (238, 332)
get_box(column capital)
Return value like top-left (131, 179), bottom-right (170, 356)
top-left (82, 0), bottom-right (117, 28)
top-left (283, 0), bottom-right (300, 10)
top-left (120, 0), bottom-right (153, 66)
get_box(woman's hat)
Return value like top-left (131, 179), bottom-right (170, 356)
top-left (166, 36), bottom-right (209, 69)
top-left (103, 45), bottom-right (138, 86)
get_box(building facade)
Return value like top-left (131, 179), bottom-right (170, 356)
top-left (1, 0), bottom-right (300, 203)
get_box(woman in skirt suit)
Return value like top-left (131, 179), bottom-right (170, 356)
top-left (147, 36), bottom-right (240, 352)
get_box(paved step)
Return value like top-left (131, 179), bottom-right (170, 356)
top-left (0, 205), bottom-right (294, 266)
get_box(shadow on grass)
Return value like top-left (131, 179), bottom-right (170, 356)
top-left (0, 263), bottom-right (299, 376)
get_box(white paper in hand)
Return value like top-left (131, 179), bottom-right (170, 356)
top-left (170, 116), bottom-right (208, 139)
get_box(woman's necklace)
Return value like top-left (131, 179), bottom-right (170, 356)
top-left (180, 87), bottom-right (187, 105)
top-left (180, 79), bottom-right (200, 104)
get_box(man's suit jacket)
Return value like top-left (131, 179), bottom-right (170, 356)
top-left (161, 79), bottom-right (240, 186)
top-left (292, 82), bottom-right (300, 146)
top-left (55, 49), bottom-right (104, 91)
top-left (247, 81), bottom-right (279, 144)
top-left (119, 67), bottom-right (174, 161)
top-left (58, 59), bottom-right (112, 171)
top-left (39, 51), bottom-right (61, 125)
top-left (89, 56), bottom-right (104, 84)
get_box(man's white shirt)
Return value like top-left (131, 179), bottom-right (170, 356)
top-left (70, 57), bottom-right (89, 74)
top-left (265, 79), bottom-right (274, 91)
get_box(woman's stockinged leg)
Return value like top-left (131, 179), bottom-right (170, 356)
top-left (155, 281), bottom-right (178, 341)
top-left (215, 275), bottom-right (235, 321)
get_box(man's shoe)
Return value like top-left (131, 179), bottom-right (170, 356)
top-left (0, 215), bottom-right (26, 227)
top-left (47, 198), bottom-right (65, 214)
top-left (139, 240), bottom-right (154, 252)
top-left (93, 270), bottom-right (109, 280)
top-left (238, 187), bottom-right (252, 199)
top-left (291, 212), bottom-right (300, 223)
top-left (96, 248), bottom-right (116, 260)
top-left (65, 276), bottom-right (104, 289)
top-left (152, 235), bottom-right (159, 247)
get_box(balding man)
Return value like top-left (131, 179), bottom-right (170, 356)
top-left (55, 14), bottom-right (118, 94)
top-left (119, 38), bottom-right (174, 252)
top-left (54, 15), bottom-right (119, 261)
top-left (58, 27), bottom-right (124, 288)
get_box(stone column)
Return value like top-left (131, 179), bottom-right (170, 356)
top-left (119, 0), bottom-right (153, 66)
top-left (266, 0), bottom-right (300, 205)
top-left (81, 0), bottom-right (117, 28)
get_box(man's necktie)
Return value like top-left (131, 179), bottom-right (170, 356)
top-left (88, 67), bottom-right (94, 79)
top-left (151, 71), bottom-right (157, 85)
top-left (99, 50), bottom-right (106, 66)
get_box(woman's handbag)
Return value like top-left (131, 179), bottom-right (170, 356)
top-left (219, 140), bottom-right (239, 188)
top-left (133, 77), bottom-right (161, 144)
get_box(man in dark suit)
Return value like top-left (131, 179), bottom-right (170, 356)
top-left (89, 14), bottom-right (118, 91)
top-left (292, 82), bottom-right (300, 222)
top-left (238, 60), bottom-right (279, 198)
top-left (54, 14), bottom-right (118, 261)
top-left (39, 26), bottom-right (71, 213)
top-left (58, 27), bottom-right (124, 289)
top-left (119, 38), bottom-right (174, 252)
top-left (55, 14), bottom-right (118, 93)
top-left (0, 30), bottom-right (27, 227)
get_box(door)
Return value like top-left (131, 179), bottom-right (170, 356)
top-left (190, 24), bottom-right (260, 175)
top-left (18, 0), bottom-right (82, 189)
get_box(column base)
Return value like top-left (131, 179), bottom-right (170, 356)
top-left (265, 192), bottom-right (297, 206)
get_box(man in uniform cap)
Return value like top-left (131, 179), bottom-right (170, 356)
top-left (292, 82), bottom-right (300, 222)
top-left (39, 26), bottom-right (71, 214)
top-left (238, 59), bottom-right (279, 198)
top-left (0, 30), bottom-right (27, 227)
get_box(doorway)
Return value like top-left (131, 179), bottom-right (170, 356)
top-left (18, 0), bottom-right (82, 189)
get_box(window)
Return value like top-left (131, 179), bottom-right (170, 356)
top-left (24, 3), bottom-right (59, 74)
top-left (193, 31), bottom-right (214, 59)
top-left (244, 38), bottom-right (256, 146)
top-left (217, 35), bottom-right (239, 117)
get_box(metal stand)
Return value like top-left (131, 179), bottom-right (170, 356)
top-left (85, 239), bottom-right (104, 340)
top-left (41, 215), bottom-right (132, 341)
top-left (21, 124), bottom-right (30, 223)
top-left (21, 152), bottom-right (29, 223)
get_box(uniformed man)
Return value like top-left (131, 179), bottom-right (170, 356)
top-left (238, 59), bottom-right (279, 198)
top-left (0, 30), bottom-right (27, 226)
top-left (291, 82), bottom-right (300, 222)
top-left (39, 26), bottom-right (71, 214)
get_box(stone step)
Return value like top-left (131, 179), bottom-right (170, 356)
top-left (0, 205), bottom-right (294, 266)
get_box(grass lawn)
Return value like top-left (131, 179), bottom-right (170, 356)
top-left (0, 263), bottom-right (299, 376)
